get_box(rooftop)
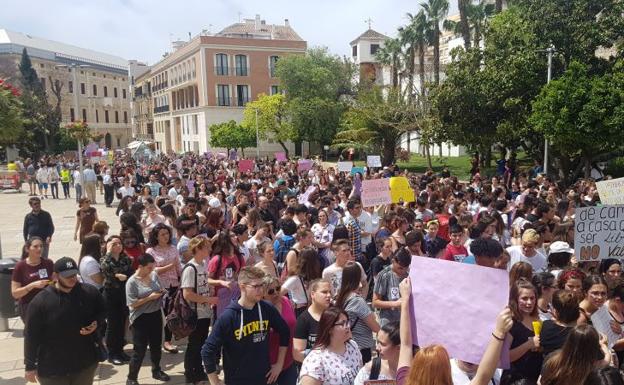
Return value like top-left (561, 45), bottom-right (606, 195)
top-left (217, 15), bottom-right (303, 41)
top-left (350, 29), bottom-right (389, 46)
top-left (0, 28), bottom-right (128, 70)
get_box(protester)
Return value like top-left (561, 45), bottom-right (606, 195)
top-left (322, 239), bottom-right (368, 298)
top-left (281, 247), bottom-right (322, 316)
top-left (75, 198), bottom-right (99, 243)
top-left (23, 197), bottom-right (55, 259)
top-left (24, 257), bottom-right (105, 385)
top-left (293, 279), bottom-right (333, 364)
top-left (579, 275), bottom-right (609, 324)
top-left (354, 321), bottom-right (400, 385)
top-left (506, 229), bottom-right (547, 273)
top-left (78, 234), bottom-right (104, 290)
top-left (373, 247), bottom-right (411, 326)
top-left (540, 290), bottom-right (579, 357)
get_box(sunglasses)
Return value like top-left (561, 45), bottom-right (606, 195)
top-left (267, 286), bottom-right (281, 295)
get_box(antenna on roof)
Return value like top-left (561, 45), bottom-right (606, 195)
top-left (365, 17), bottom-right (373, 29)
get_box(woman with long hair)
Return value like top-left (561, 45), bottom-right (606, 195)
top-left (579, 275), bottom-right (609, 325)
top-left (509, 262), bottom-right (533, 287)
top-left (335, 261), bottom-right (380, 364)
top-left (396, 278), bottom-right (514, 385)
top-left (121, 229), bottom-right (146, 270)
top-left (116, 195), bottom-right (135, 217)
top-left (285, 228), bottom-right (314, 276)
top-left (255, 240), bottom-right (279, 278)
top-left (354, 321), bottom-right (400, 385)
top-left (533, 272), bottom-right (556, 321)
top-left (78, 233), bottom-right (104, 289)
top-left (299, 307), bottom-right (363, 385)
top-left (74, 197), bottom-right (99, 243)
top-left (264, 275), bottom-right (298, 385)
top-left (311, 209), bottom-right (335, 266)
top-left (390, 216), bottom-right (409, 252)
top-left (503, 278), bottom-right (542, 382)
top-left (142, 203), bottom-right (166, 241)
top-left (100, 235), bottom-right (134, 365)
top-left (120, 212), bottom-right (145, 244)
top-left (540, 324), bottom-right (611, 385)
top-left (599, 259), bottom-right (622, 281)
top-left (11, 237), bottom-right (54, 321)
top-left (145, 223), bottom-right (181, 353)
top-left (293, 279), bottom-right (332, 364)
top-left (245, 223), bottom-right (271, 265)
top-left (282, 247), bottom-right (322, 317)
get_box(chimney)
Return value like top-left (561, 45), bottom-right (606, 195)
top-left (284, 19), bottom-right (290, 27)
top-left (255, 14), bottom-right (261, 30)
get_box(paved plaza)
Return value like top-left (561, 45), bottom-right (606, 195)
top-left (0, 184), bottom-right (194, 385)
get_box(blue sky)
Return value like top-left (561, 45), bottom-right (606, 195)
top-left (1, 0), bottom-right (459, 64)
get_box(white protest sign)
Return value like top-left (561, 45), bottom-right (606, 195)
top-left (361, 179), bottom-right (391, 207)
top-left (298, 186), bottom-right (317, 204)
top-left (337, 161), bottom-right (353, 173)
top-left (591, 305), bottom-right (621, 348)
top-left (575, 205), bottom-right (624, 261)
top-left (366, 155), bottom-right (382, 168)
top-left (597, 177), bottom-right (624, 205)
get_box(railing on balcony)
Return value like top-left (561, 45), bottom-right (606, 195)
top-left (154, 105), bottom-right (170, 114)
top-left (213, 67), bottom-right (249, 76)
top-left (215, 97), bottom-right (251, 107)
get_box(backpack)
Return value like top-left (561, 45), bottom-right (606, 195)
top-left (165, 264), bottom-right (198, 339)
top-left (275, 236), bottom-right (295, 276)
top-left (279, 247), bottom-right (299, 282)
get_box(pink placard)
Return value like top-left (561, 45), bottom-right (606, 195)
top-left (275, 152), bottom-right (287, 162)
top-left (361, 179), bottom-right (391, 207)
top-left (409, 256), bottom-right (510, 367)
top-left (238, 159), bottom-right (254, 173)
top-left (297, 159), bottom-right (313, 172)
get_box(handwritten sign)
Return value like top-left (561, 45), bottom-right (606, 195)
top-left (337, 161), bottom-right (353, 173)
top-left (362, 179), bottom-right (391, 207)
top-left (238, 159), bottom-right (254, 173)
top-left (367, 155), bottom-right (382, 168)
top-left (389, 177), bottom-right (415, 203)
top-left (575, 205), bottom-right (624, 260)
top-left (275, 152), bottom-right (287, 162)
top-left (298, 186), bottom-right (317, 205)
top-left (597, 177), bottom-right (624, 205)
top-left (410, 256), bottom-right (510, 367)
top-left (297, 159), bottom-right (313, 172)
top-left (591, 305), bottom-right (621, 348)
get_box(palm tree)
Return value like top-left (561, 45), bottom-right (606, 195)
top-left (375, 38), bottom-right (403, 89)
top-left (422, 0), bottom-right (450, 85)
top-left (495, 0), bottom-right (503, 13)
top-left (468, 0), bottom-right (495, 49)
top-left (457, 0), bottom-right (471, 50)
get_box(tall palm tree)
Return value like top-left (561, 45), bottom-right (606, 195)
top-left (457, 0), bottom-right (471, 50)
top-left (422, 0), bottom-right (450, 85)
top-left (376, 38), bottom-right (403, 89)
top-left (468, 0), bottom-right (495, 48)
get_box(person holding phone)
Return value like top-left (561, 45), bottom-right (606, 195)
top-left (125, 253), bottom-right (170, 385)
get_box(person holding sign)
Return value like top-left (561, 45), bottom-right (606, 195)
top-left (395, 278), bottom-right (514, 385)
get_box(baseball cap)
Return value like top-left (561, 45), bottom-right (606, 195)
top-left (208, 197), bottom-right (221, 208)
top-left (54, 257), bottom-right (79, 278)
top-left (549, 241), bottom-right (574, 255)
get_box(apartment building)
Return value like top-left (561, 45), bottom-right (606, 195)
top-left (0, 29), bottom-right (133, 149)
top-left (150, 15), bottom-right (307, 155)
top-left (131, 64), bottom-right (153, 141)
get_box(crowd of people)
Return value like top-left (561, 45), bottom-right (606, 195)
top-left (11, 150), bottom-right (624, 385)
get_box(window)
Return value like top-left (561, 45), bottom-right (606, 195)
top-left (117, 137), bottom-right (120, 147)
top-left (105, 110), bottom-right (109, 123)
top-left (269, 56), bottom-right (279, 77)
top-left (370, 44), bottom-right (380, 55)
top-left (82, 109), bottom-right (87, 121)
top-left (70, 108), bottom-right (75, 122)
top-left (104, 86), bottom-right (108, 97)
top-left (81, 83), bottom-right (86, 94)
top-left (40, 63), bottom-right (44, 68)
top-left (236, 85), bottom-right (250, 106)
top-left (122, 89), bottom-right (126, 99)
top-left (270, 85), bottom-right (279, 95)
top-left (193, 115), bottom-right (198, 135)
top-left (352, 45), bottom-right (358, 56)
top-left (217, 85), bottom-right (230, 106)
top-left (69, 81), bottom-right (73, 93)
top-left (114, 87), bottom-right (118, 98)
top-left (235, 55), bottom-right (248, 76)
top-left (215, 54), bottom-right (228, 75)
top-left (124, 111), bottom-right (128, 123)
top-left (93, 84), bottom-right (98, 96)
top-left (40, 78), bottom-right (46, 90)
top-left (96, 110), bottom-right (99, 123)
top-left (115, 111), bottom-right (119, 123)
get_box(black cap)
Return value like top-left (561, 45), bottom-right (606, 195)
top-left (54, 257), bottom-right (79, 278)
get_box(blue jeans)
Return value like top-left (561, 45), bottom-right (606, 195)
top-left (75, 184), bottom-right (82, 202)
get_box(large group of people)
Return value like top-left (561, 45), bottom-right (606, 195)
top-left (10, 151), bottom-right (624, 385)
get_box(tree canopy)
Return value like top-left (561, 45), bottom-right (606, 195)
top-left (209, 120), bottom-right (256, 157)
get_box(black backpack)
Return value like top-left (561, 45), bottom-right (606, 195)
top-left (165, 264), bottom-right (198, 339)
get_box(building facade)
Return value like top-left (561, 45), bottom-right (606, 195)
top-left (149, 15), bottom-right (307, 155)
top-left (0, 29), bottom-right (133, 149)
top-left (131, 64), bottom-right (153, 142)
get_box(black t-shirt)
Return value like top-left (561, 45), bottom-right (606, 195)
top-left (502, 320), bottom-right (544, 382)
top-left (294, 309), bottom-right (319, 359)
top-left (540, 320), bottom-right (571, 358)
top-left (370, 256), bottom-right (391, 278)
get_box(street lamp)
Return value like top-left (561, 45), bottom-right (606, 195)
top-left (535, 45), bottom-right (555, 175)
top-left (323, 145), bottom-right (330, 161)
top-left (255, 108), bottom-right (259, 159)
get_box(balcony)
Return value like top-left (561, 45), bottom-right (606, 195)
top-left (154, 105), bottom-right (170, 114)
top-left (152, 82), bottom-right (169, 92)
top-left (213, 67), bottom-right (249, 76)
top-left (215, 97), bottom-right (250, 107)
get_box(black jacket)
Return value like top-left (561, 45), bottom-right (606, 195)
top-left (24, 283), bottom-right (106, 376)
top-left (23, 210), bottom-right (55, 241)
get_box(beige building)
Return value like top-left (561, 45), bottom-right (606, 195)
top-left (131, 64), bottom-right (153, 142)
top-left (0, 29), bottom-right (133, 149)
top-left (149, 15), bottom-right (307, 155)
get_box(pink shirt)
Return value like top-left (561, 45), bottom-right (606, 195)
top-left (269, 296), bottom-right (296, 370)
top-left (146, 245), bottom-right (180, 288)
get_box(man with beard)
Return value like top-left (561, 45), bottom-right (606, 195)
top-left (24, 257), bottom-right (106, 385)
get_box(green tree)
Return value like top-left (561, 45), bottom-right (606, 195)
top-left (530, 60), bottom-right (624, 182)
top-left (209, 120), bottom-right (256, 157)
top-left (375, 37), bottom-right (403, 89)
top-left (422, 0), bottom-right (449, 85)
top-left (0, 79), bottom-right (26, 147)
top-left (242, 93), bottom-right (295, 156)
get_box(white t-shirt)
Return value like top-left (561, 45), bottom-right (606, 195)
top-left (354, 362), bottom-right (394, 385)
top-left (506, 245), bottom-right (547, 272)
top-left (118, 185), bottom-right (135, 198)
top-left (180, 259), bottom-right (213, 319)
top-left (79, 255), bottom-right (102, 289)
top-left (300, 340), bottom-right (363, 385)
top-left (282, 275), bottom-right (308, 306)
top-left (450, 359), bottom-right (501, 385)
top-left (322, 262), bottom-right (367, 298)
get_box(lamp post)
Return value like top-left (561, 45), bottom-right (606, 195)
top-left (543, 45), bottom-right (554, 176)
top-left (255, 108), bottom-right (259, 159)
top-left (323, 145), bottom-right (329, 161)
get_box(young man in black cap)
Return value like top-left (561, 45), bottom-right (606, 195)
top-left (24, 257), bottom-right (105, 385)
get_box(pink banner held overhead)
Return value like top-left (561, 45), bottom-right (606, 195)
top-left (275, 152), bottom-right (287, 162)
top-left (238, 159), bottom-right (254, 173)
top-left (409, 256), bottom-right (510, 367)
top-left (361, 179), bottom-right (391, 207)
top-left (297, 159), bottom-right (313, 172)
